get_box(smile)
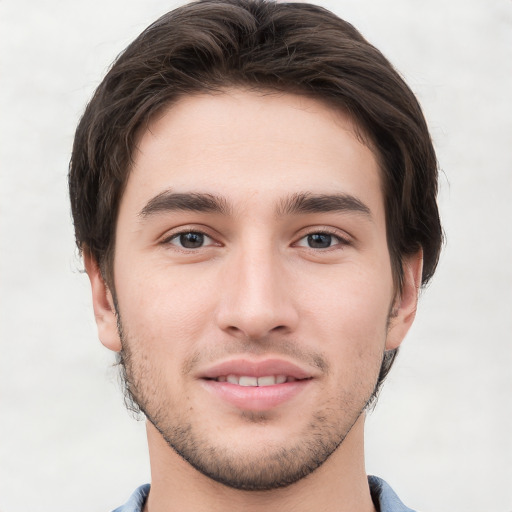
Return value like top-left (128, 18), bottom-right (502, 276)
top-left (210, 375), bottom-right (304, 386)
top-left (199, 359), bottom-right (315, 411)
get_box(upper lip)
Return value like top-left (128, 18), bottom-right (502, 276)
top-left (198, 358), bottom-right (314, 380)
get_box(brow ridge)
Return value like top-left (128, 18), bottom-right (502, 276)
top-left (139, 190), bottom-right (230, 218)
top-left (138, 190), bottom-right (371, 220)
top-left (277, 192), bottom-right (372, 218)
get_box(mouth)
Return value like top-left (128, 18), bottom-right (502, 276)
top-left (206, 375), bottom-right (308, 386)
top-left (198, 359), bottom-right (315, 411)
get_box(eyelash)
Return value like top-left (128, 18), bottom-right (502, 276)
top-left (161, 227), bottom-right (350, 251)
top-left (294, 229), bottom-right (351, 250)
top-left (162, 229), bottom-right (217, 250)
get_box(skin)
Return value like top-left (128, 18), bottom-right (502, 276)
top-left (85, 89), bottom-right (422, 512)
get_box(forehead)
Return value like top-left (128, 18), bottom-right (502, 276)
top-left (124, 88), bottom-right (383, 216)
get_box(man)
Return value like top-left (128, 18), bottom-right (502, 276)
top-left (68, 0), bottom-right (442, 510)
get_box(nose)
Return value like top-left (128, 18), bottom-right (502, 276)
top-left (215, 244), bottom-right (299, 340)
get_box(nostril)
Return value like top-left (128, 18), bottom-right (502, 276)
top-left (215, 296), bottom-right (299, 339)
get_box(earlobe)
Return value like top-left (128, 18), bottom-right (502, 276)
top-left (83, 250), bottom-right (122, 352)
top-left (385, 250), bottom-right (423, 351)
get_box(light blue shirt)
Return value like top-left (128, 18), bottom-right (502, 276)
top-left (112, 476), bottom-right (415, 511)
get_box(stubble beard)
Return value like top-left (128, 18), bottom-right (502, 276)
top-left (116, 317), bottom-right (380, 491)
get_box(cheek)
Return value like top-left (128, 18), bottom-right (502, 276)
top-left (303, 267), bottom-right (393, 357)
top-left (115, 264), bottom-right (217, 351)
top-left (309, 267), bottom-right (392, 320)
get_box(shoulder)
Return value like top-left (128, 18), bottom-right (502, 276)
top-left (111, 484), bottom-right (150, 512)
top-left (368, 476), bottom-right (417, 512)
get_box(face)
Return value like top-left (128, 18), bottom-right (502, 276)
top-left (87, 89), bottom-right (420, 490)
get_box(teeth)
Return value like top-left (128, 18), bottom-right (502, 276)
top-left (239, 376), bottom-right (258, 386)
top-left (219, 375), bottom-right (290, 386)
top-left (257, 376), bottom-right (276, 387)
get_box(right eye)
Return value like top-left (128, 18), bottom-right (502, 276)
top-left (304, 233), bottom-right (335, 249)
top-left (167, 231), bottom-right (213, 249)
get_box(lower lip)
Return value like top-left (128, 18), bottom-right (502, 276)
top-left (200, 379), bottom-right (311, 411)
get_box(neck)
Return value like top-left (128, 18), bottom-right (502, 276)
top-left (144, 414), bottom-right (376, 512)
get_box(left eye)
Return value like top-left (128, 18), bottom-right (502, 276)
top-left (296, 233), bottom-right (343, 249)
top-left (168, 231), bottom-right (212, 249)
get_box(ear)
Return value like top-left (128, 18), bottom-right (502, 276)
top-left (385, 250), bottom-right (423, 350)
top-left (83, 250), bottom-right (122, 352)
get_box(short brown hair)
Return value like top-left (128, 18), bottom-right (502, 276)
top-left (69, 0), bottom-right (442, 391)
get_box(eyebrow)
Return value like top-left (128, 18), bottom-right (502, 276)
top-left (139, 190), bottom-right (231, 218)
top-left (277, 192), bottom-right (372, 218)
top-left (138, 190), bottom-right (371, 220)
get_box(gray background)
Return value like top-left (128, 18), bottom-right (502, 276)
top-left (1, 0), bottom-right (511, 510)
